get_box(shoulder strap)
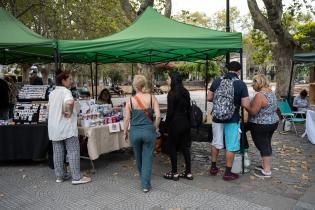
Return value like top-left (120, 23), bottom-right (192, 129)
top-left (150, 95), bottom-right (152, 108)
top-left (133, 95), bottom-right (146, 110)
top-left (133, 95), bottom-right (153, 122)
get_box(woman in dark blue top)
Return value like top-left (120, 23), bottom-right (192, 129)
top-left (164, 72), bottom-right (193, 181)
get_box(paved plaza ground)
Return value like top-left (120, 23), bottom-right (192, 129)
top-left (1, 90), bottom-right (315, 210)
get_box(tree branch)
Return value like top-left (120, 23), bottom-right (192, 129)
top-left (247, 0), bottom-right (277, 42)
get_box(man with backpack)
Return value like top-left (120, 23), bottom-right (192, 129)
top-left (207, 61), bottom-right (249, 181)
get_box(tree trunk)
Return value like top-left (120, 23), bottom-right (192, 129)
top-left (119, 0), bottom-right (136, 21)
top-left (164, 0), bottom-right (172, 18)
top-left (310, 67), bottom-right (315, 83)
top-left (138, 0), bottom-right (154, 15)
top-left (272, 44), bottom-right (294, 97)
top-left (247, 0), bottom-right (297, 97)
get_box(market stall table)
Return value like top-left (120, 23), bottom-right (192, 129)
top-left (78, 123), bottom-right (130, 170)
top-left (0, 124), bottom-right (50, 160)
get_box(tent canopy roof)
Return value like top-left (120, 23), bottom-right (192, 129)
top-left (294, 51), bottom-right (315, 63)
top-left (59, 7), bottom-right (242, 64)
top-left (0, 7), bottom-right (55, 64)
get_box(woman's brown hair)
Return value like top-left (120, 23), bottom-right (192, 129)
top-left (56, 71), bottom-right (70, 86)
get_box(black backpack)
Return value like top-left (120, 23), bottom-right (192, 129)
top-left (190, 101), bottom-right (203, 129)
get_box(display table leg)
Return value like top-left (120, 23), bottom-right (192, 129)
top-left (80, 156), bottom-right (96, 173)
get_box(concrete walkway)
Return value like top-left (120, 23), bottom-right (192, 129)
top-left (1, 124), bottom-right (315, 210)
top-left (1, 90), bottom-right (315, 209)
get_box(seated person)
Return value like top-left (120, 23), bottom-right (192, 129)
top-left (293, 89), bottom-right (309, 112)
top-left (79, 89), bottom-right (91, 100)
top-left (110, 83), bottom-right (124, 96)
top-left (97, 88), bottom-right (113, 106)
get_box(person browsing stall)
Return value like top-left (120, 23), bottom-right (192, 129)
top-left (48, 71), bottom-right (91, 185)
top-left (29, 67), bottom-right (43, 85)
top-left (163, 72), bottom-right (193, 181)
top-left (207, 61), bottom-right (250, 181)
top-left (123, 75), bottom-right (160, 193)
top-left (245, 74), bottom-right (279, 178)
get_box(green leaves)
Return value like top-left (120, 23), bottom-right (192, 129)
top-left (293, 22), bottom-right (315, 51)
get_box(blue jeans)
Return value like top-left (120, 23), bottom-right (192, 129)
top-left (130, 125), bottom-right (156, 189)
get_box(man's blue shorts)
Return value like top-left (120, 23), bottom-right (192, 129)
top-left (224, 123), bottom-right (240, 152)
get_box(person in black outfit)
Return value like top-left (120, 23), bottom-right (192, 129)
top-left (30, 69), bottom-right (43, 85)
top-left (163, 72), bottom-right (193, 181)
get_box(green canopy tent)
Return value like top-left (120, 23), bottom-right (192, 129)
top-left (287, 51), bottom-right (315, 99)
top-left (294, 51), bottom-right (315, 63)
top-left (59, 7), bottom-right (242, 64)
top-left (58, 6), bottom-right (243, 107)
top-left (0, 8), bottom-right (56, 65)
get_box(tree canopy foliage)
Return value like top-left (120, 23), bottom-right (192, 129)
top-left (0, 0), bottom-right (130, 39)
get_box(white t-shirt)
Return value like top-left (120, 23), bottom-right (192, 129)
top-left (48, 86), bottom-right (78, 141)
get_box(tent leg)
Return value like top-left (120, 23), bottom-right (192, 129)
top-left (90, 63), bottom-right (94, 99)
top-left (240, 49), bottom-right (245, 174)
top-left (287, 60), bottom-right (295, 101)
top-left (95, 55), bottom-right (98, 100)
top-left (54, 48), bottom-right (59, 76)
top-left (3, 49), bottom-right (6, 65)
top-left (205, 55), bottom-right (209, 111)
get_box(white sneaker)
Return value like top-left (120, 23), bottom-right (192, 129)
top-left (72, 176), bottom-right (91, 185)
top-left (56, 173), bottom-right (71, 183)
top-left (56, 178), bottom-right (63, 183)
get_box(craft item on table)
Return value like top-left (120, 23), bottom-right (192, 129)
top-left (109, 122), bottom-right (121, 133)
top-left (13, 103), bottom-right (40, 124)
top-left (18, 85), bottom-right (49, 101)
top-left (38, 104), bottom-right (49, 123)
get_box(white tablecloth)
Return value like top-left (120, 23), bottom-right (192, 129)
top-left (78, 124), bottom-right (130, 160)
top-left (302, 110), bottom-right (315, 144)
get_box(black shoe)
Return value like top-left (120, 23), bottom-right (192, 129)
top-left (179, 171), bottom-right (193, 180)
top-left (163, 172), bottom-right (179, 181)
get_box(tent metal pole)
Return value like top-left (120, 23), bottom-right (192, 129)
top-left (90, 63), bottom-right (94, 99)
top-left (205, 55), bottom-right (209, 111)
top-left (95, 55), bottom-right (98, 100)
top-left (132, 63), bottom-right (134, 80)
top-left (150, 49), bottom-right (153, 94)
top-left (54, 43), bottom-right (59, 76)
top-left (287, 60), bottom-right (295, 101)
top-left (131, 63), bottom-right (135, 95)
top-left (240, 49), bottom-right (245, 174)
top-left (57, 42), bottom-right (61, 71)
top-left (3, 49), bottom-right (6, 65)
top-left (226, 0), bottom-right (230, 64)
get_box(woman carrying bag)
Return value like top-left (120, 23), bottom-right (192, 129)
top-left (124, 75), bottom-right (160, 193)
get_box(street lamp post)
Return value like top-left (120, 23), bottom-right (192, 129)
top-left (226, 0), bottom-right (230, 64)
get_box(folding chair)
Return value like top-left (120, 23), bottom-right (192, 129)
top-left (277, 100), bottom-right (306, 135)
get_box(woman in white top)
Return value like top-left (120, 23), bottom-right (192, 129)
top-left (293, 89), bottom-right (309, 112)
top-left (48, 71), bottom-right (91, 185)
